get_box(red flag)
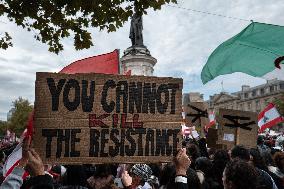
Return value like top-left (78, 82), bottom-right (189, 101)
top-left (26, 112), bottom-right (34, 137)
top-left (60, 49), bottom-right (119, 74)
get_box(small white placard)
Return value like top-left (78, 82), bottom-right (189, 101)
top-left (191, 130), bottom-right (199, 139)
top-left (223, 134), bottom-right (234, 142)
top-left (181, 124), bottom-right (199, 139)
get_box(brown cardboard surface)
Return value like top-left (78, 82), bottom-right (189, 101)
top-left (34, 72), bottom-right (183, 164)
top-left (207, 128), bottom-right (218, 148)
top-left (183, 102), bottom-right (209, 136)
top-left (216, 109), bottom-right (258, 149)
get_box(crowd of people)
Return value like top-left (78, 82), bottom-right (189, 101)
top-left (0, 134), bottom-right (284, 189)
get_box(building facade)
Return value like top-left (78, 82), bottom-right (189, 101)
top-left (182, 92), bottom-right (204, 105)
top-left (208, 79), bottom-right (284, 113)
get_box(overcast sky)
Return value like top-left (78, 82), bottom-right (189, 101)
top-left (0, 0), bottom-right (283, 121)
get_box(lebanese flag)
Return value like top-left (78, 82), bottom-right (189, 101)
top-left (3, 129), bottom-right (29, 178)
top-left (3, 141), bottom-right (22, 177)
top-left (258, 103), bottom-right (284, 132)
top-left (3, 112), bottom-right (33, 178)
top-left (205, 111), bottom-right (215, 131)
top-left (60, 49), bottom-right (119, 74)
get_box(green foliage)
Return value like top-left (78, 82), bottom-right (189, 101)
top-left (0, 121), bottom-right (8, 136)
top-left (7, 97), bottom-right (33, 136)
top-left (0, 0), bottom-right (177, 54)
top-left (274, 92), bottom-right (284, 116)
top-left (0, 32), bottom-right (12, 49)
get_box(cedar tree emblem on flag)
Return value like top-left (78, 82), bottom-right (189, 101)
top-left (258, 103), bottom-right (283, 132)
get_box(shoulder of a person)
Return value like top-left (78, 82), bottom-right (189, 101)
top-left (256, 168), bottom-right (274, 187)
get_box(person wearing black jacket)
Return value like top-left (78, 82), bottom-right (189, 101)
top-left (231, 145), bottom-right (277, 189)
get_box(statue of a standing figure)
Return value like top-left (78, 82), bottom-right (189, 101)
top-left (129, 12), bottom-right (144, 47)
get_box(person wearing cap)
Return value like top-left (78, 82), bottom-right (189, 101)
top-left (122, 164), bottom-right (153, 189)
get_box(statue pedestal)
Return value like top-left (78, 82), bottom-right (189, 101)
top-left (120, 46), bottom-right (157, 76)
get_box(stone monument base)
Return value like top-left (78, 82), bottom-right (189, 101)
top-left (120, 46), bottom-right (157, 76)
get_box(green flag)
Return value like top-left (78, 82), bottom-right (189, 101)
top-left (201, 22), bottom-right (284, 84)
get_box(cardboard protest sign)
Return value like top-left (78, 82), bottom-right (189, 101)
top-left (183, 102), bottom-right (209, 136)
top-left (206, 128), bottom-right (219, 148)
top-left (216, 109), bottom-right (258, 150)
top-left (34, 72), bottom-right (183, 164)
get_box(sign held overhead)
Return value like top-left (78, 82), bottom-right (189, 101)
top-left (216, 109), bottom-right (258, 149)
top-left (34, 72), bottom-right (183, 164)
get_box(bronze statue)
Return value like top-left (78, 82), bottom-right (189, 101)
top-left (129, 12), bottom-right (144, 47)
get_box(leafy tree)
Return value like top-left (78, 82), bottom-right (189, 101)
top-left (0, 120), bottom-right (8, 136)
top-left (0, 0), bottom-right (177, 54)
top-left (7, 97), bottom-right (33, 136)
top-left (274, 92), bottom-right (284, 115)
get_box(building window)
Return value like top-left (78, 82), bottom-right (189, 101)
top-left (247, 103), bottom-right (251, 110)
top-left (244, 93), bottom-right (248, 98)
top-left (280, 84), bottom-right (284, 89)
top-left (252, 90), bottom-right (256, 97)
top-left (260, 88), bottom-right (265, 95)
top-left (255, 100), bottom-right (260, 111)
top-left (270, 86), bottom-right (275, 92)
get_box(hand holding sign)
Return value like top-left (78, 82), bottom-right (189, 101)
top-left (16, 135), bottom-right (45, 177)
top-left (18, 135), bottom-right (31, 168)
top-left (121, 170), bottom-right (132, 187)
top-left (174, 148), bottom-right (191, 176)
top-left (26, 149), bottom-right (45, 176)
